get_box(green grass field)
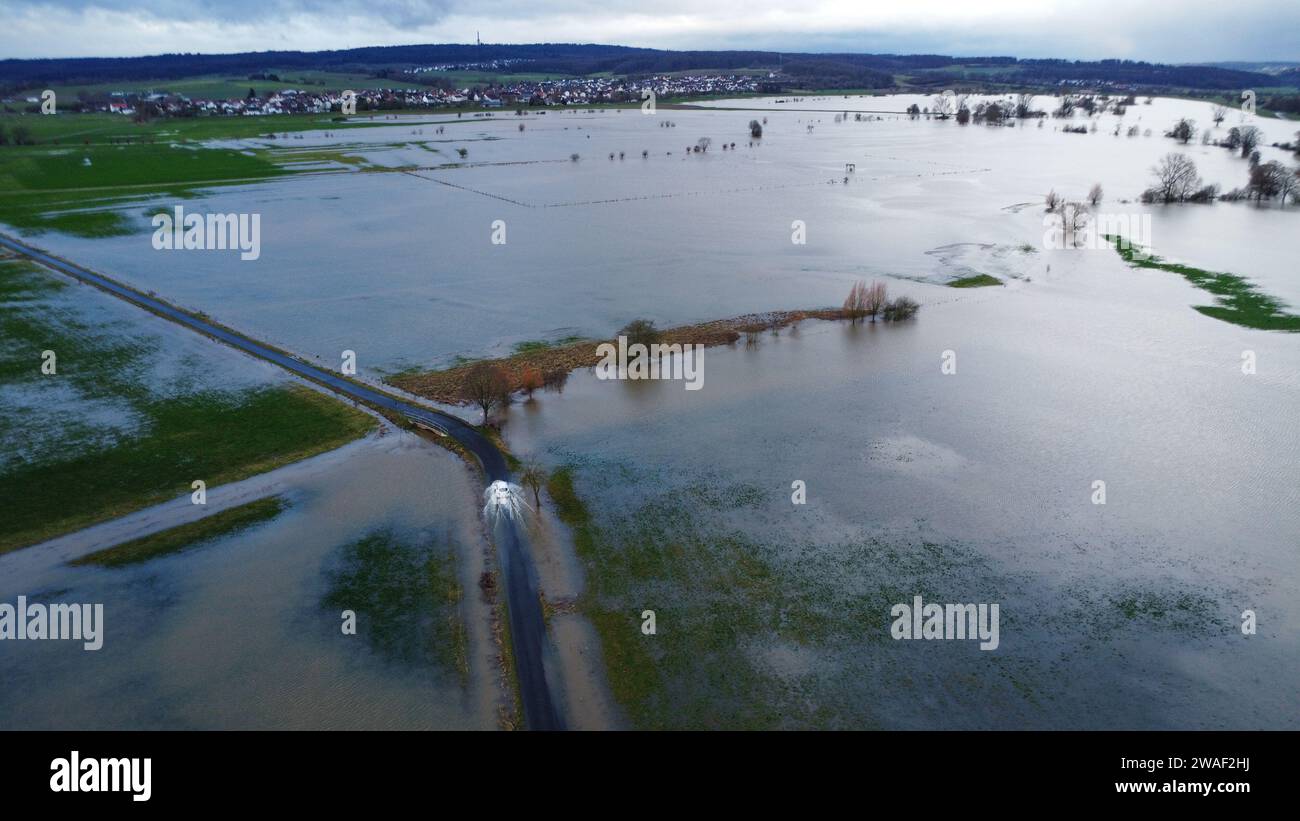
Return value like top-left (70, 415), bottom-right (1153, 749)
top-left (0, 258), bottom-right (376, 553)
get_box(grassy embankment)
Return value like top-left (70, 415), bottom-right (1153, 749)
top-left (389, 308), bottom-right (850, 404)
top-left (948, 274), bottom-right (1003, 288)
top-left (70, 496), bottom-right (288, 568)
top-left (0, 258), bottom-right (375, 554)
top-left (322, 528), bottom-right (470, 683)
top-left (1105, 234), bottom-right (1300, 331)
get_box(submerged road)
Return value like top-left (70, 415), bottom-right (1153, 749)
top-left (0, 232), bottom-right (562, 731)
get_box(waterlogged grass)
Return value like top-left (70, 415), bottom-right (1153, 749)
top-left (511, 335), bottom-right (588, 355)
top-left (0, 142), bottom-right (288, 192)
top-left (0, 111), bottom-right (452, 146)
top-left (548, 463), bottom-right (1004, 729)
top-left (1105, 234), bottom-right (1300, 332)
top-left (1062, 580), bottom-right (1233, 641)
top-left (949, 273), bottom-right (1003, 288)
top-left (69, 496), bottom-right (287, 568)
top-left (0, 259), bottom-right (375, 553)
top-left (0, 139), bottom-right (293, 237)
top-left (0, 385), bottom-right (373, 553)
top-left (0, 111), bottom-right (437, 237)
top-left (322, 528), bottom-right (469, 681)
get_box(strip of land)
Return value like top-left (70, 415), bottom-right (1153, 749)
top-left (1105, 234), bottom-right (1300, 332)
top-left (70, 496), bottom-right (288, 568)
top-left (388, 308), bottom-right (853, 403)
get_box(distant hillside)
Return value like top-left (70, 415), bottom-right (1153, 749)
top-left (0, 43), bottom-right (1285, 96)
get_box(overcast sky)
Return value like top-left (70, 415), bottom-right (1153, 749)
top-left (2, 0), bottom-right (1297, 62)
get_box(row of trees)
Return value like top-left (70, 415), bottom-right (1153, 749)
top-left (1165, 117), bottom-right (1270, 161)
top-left (459, 359), bottom-right (571, 423)
top-left (1142, 151), bottom-right (1298, 206)
top-left (1223, 159), bottom-right (1300, 205)
top-left (459, 318), bottom-right (659, 423)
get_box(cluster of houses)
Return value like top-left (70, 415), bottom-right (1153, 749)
top-left (13, 73), bottom-right (771, 117)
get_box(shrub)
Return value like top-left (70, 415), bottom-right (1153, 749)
top-left (882, 296), bottom-right (920, 321)
top-left (618, 318), bottom-right (660, 347)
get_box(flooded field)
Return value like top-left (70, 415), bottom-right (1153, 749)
top-left (25, 95), bottom-right (1300, 372)
top-left (0, 432), bottom-right (501, 729)
top-left (2, 92), bottom-right (1296, 730)
top-left (501, 293), bottom-right (1299, 728)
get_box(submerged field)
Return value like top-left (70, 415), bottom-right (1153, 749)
top-left (0, 257), bottom-right (374, 553)
top-left (506, 300), bottom-right (1298, 729)
top-left (0, 435), bottom-right (502, 729)
top-left (10, 95), bottom-right (1297, 374)
top-left (1, 93), bottom-right (1296, 730)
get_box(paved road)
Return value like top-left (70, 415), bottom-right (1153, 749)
top-left (0, 232), bottom-right (562, 731)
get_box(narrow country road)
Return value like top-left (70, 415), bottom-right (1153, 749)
top-left (0, 232), bottom-right (562, 732)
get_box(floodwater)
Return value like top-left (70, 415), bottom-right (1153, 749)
top-left (3, 94), bottom-right (1297, 729)
top-left (0, 432), bottom-right (500, 729)
top-left (502, 283), bottom-right (1299, 727)
top-left (24, 95), bottom-right (1299, 372)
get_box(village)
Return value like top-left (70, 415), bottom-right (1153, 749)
top-left (8, 72), bottom-right (773, 117)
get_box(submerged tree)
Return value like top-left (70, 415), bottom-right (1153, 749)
top-left (844, 280), bottom-right (887, 323)
top-left (519, 461), bottom-right (546, 509)
top-left (542, 367), bottom-right (569, 393)
top-left (520, 366), bottom-right (544, 398)
top-left (1166, 118), bottom-right (1195, 144)
top-left (882, 296), bottom-right (920, 321)
top-left (1061, 202), bottom-right (1090, 245)
top-left (1148, 153), bottom-right (1202, 203)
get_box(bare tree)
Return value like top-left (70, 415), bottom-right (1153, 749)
top-left (1045, 189), bottom-right (1061, 212)
top-left (1211, 104), bottom-right (1228, 126)
top-left (1238, 126), bottom-right (1262, 158)
top-left (843, 281), bottom-right (886, 323)
top-left (843, 280), bottom-right (868, 323)
top-left (460, 362), bottom-right (512, 423)
top-left (1247, 161), bottom-right (1297, 204)
top-left (1087, 183), bottom-right (1104, 206)
top-left (696, 137), bottom-right (712, 152)
top-left (1062, 202), bottom-right (1089, 245)
top-left (1150, 153), bottom-right (1202, 203)
top-left (519, 461), bottom-right (545, 509)
top-left (1015, 93), bottom-right (1036, 118)
top-left (1276, 167), bottom-right (1300, 207)
top-left (864, 281), bottom-right (887, 321)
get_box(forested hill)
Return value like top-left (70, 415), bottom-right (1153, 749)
top-left (0, 42), bottom-right (1279, 92)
